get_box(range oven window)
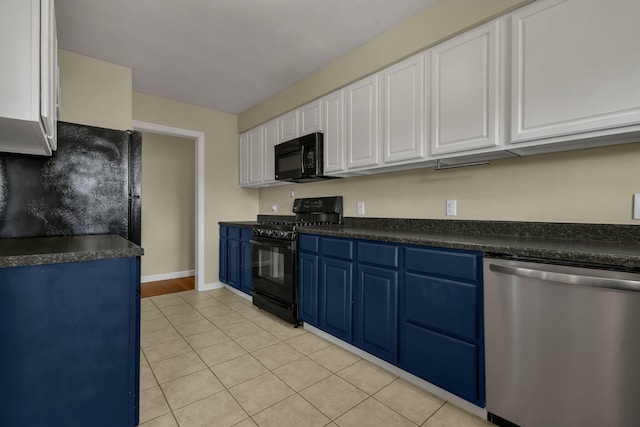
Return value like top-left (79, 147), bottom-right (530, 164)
top-left (252, 238), bottom-right (295, 304)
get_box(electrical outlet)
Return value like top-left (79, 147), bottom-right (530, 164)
top-left (290, 191), bottom-right (295, 198)
top-left (357, 201), bottom-right (365, 215)
top-left (271, 204), bottom-right (278, 213)
top-left (446, 200), bottom-right (457, 216)
top-left (634, 194), bottom-right (640, 220)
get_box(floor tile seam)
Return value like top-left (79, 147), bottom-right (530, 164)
top-left (172, 387), bottom-right (251, 423)
top-left (338, 395), bottom-right (420, 426)
top-left (229, 381), bottom-right (297, 418)
top-left (141, 336), bottom-right (191, 357)
top-left (294, 377), bottom-right (368, 422)
top-left (369, 394), bottom-right (426, 426)
top-left (306, 350), bottom-right (363, 374)
top-left (421, 400), bottom-right (448, 425)
top-left (147, 322), bottom-right (232, 390)
top-left (156, 368), bottom-right (226, 413)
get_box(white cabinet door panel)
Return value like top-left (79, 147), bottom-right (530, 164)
top-left (239, 133), bottom-right (249, 186)
top-left (247, 127), bottom-right (264, 184)
top-left (262, 119), bottom-right (278, 182)
top-left (510, 0), bottom-right (640, 143)
top-left (346, 75), bottom-right (380, 169)
top-left (382, 53), bottom-right (426, 163)
top-left (299, 100), bottom-right (322, 136)
top-left (278, 110), bottom-right (299, 143)
top-left (431, 20), bottom-right (501, 155)
top-left (323, 90), bottom-right (346, 174)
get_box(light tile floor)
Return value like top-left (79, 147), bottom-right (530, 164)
top-left (140, 288), bottom-right (494, 427)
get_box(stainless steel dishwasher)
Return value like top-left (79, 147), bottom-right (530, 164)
top-left (484, 257), bottom-right (640, 427)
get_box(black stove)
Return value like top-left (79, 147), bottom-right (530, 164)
top-left (253, 196), bottom-right (343, 240)
top-left (251, 196), bottom-right (343, 326)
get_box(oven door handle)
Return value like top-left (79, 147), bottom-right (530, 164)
top-left (250, 239), bottom-right (294, 250)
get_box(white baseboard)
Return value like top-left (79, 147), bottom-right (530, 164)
top-left (141, 270), bottom-right (195, 283)
top-left (303, 324), bottom-right (487, 420)
top-left (198, 281), bottom-right (224, 291)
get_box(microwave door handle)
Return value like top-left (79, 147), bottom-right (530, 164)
top-left (300, 145), bottom-right (305, 174)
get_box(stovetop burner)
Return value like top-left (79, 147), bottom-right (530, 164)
top-left (253, 196), bottom-right (343, 241)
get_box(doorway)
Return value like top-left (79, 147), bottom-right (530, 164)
top-left (132, 120), bottom-right (205, 291)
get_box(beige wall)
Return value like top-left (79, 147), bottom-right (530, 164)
top-left (141, 132), bottom-right (195, 277)
top-left (260, 143), bottom-right (640, 224)
top-left (244, 0), bottom-right (640, 225)
top-left (239, 0), bottom-right (531, 131)
top-left (58, 49), bottom-right (132, 130)
top-left (133, 92), bottom-right (259, 284)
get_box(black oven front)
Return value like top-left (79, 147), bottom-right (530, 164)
top-left (250, 235), bottom-right (298, 325)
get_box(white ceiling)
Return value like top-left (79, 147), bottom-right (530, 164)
top-left (55, 0), bottom-right (437, 115)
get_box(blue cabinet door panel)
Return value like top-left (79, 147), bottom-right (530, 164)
top-left (219, 237), bottom-right (228, 283)
top-left (405, 246), bottom-right (481, 283)
top-left (227, 239), bottom-right (241, 288)
top-left (0, 258), bottom-right (139, 427)
top-left (356, 265), bottom-right (398, 363)
top-left (357, 241), bottom-right (399, 268)
top-left (322, 237), bottom-right (354, 260)
top-left (401, 323), bottom-right (480, 405)
top-left (320, 258), bottom-right (353, 341)
top-left (299, 252), bottom-right (319, 325)
top-left (228, 227), bottom-right (241, 239)
top-left (405, 272), bottom-right (477, 342)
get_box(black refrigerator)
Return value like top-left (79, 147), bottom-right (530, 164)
top-left (0, 122), bottom-right (142, 245)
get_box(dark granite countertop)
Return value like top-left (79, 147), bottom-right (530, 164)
top-left (0, 235), bottom-right (144, 268)
top-left (297, 219), bottom-right (640, 269)
top-left (219, 221), bottom-right (258, 228)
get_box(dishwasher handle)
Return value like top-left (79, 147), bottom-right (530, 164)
top-left (489, 263), bottom-right (640, 293)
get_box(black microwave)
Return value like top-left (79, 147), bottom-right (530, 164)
top-left (275, 132), bottom-right (335, 183)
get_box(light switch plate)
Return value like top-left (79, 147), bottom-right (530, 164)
top-left (357, 201), bottom-right (365, 215)
top-left (634, 194), bottom-right (640, 219)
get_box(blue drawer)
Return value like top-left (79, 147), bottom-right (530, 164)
top-left (401, 322), bottom-right (481, 405)
top-left (405, 246), bottom-right (480, 283)
top-left (299, 235), bottom-right (319, 253)
top-left (404, 272), bottom-right (477, 342)
top-left (220, 225), bottom-right (228, 238)
top-left (322, 237), bottom-right (354, 260)
top-left (357, 241), bottom-right (399, 268)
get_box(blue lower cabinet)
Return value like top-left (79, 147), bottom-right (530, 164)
top-left (355, 264), bottom-right (398, 364)
top-left (299, 252), bottom-right (319, 325)
top-left (227, 238), bottom-right (241, 289)
top-left (298, 234), bottom-right (484, 407)
top-left (0, 257), bottom-right (140, 427)
top-left (401, 322), bottom-right (480, 405)
top-left (219, 225), bottom-right (253, 295)
top-left (319, 257), bottom-right (353, 342)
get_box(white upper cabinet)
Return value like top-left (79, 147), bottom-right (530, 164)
top-left (239, 133), bottom-right (249, 186)
top-left (299, 100), bottom-right (323, 136)
top-left (509, 0), bottom-right (640, 145)
top-left (278, 110), bottom-right (299, 143)
top-left (381, 53), bottom-right (427, 164)
top-left (322, 90), bottom-right (346, 174)
top-left (262, 119), bottom-right (278, 182)
top-left (0, 0), bottom-right (59, 156)
top-left (430, 19), bottom-right (503, 155)
top-left (247, 127), bottom-right (264, 184)
top-left (345, 74), bottom-right (381, 169)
